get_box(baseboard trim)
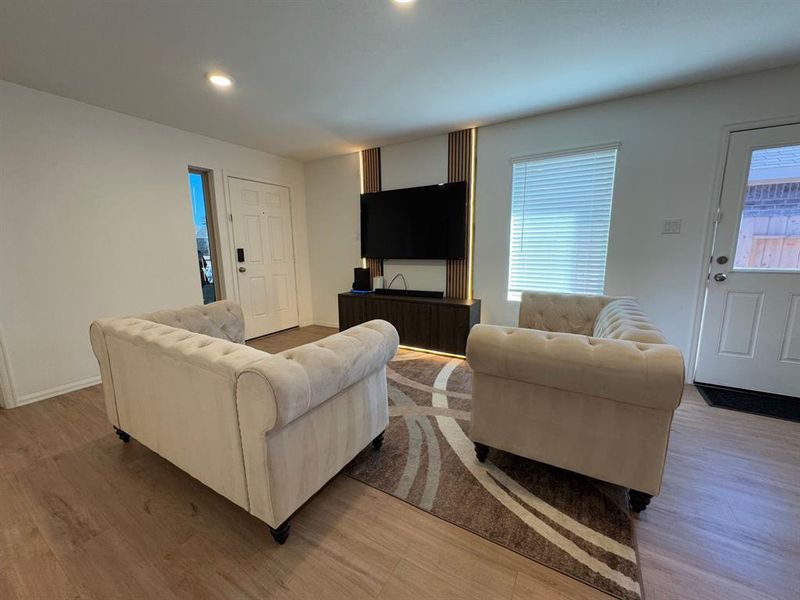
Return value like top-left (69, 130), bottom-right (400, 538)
top-left (15, 375), bottom-right (101, 407)
top-left (313, 321), bottom-right (340, 329)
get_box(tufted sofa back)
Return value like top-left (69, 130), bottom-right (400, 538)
top-left (138, 299), bottom-right (245, 344)
top-left (592, 298), bottom-right (667, 344)
top-left (518, 291), bottom-right (617, 335)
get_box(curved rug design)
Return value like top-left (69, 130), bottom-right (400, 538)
top-left (345, 350), bottom-right (643, 600)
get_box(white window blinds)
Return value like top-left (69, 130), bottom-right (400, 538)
top-left (507, 146), bottom-right (618, 301)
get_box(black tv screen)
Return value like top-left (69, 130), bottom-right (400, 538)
top-left (360, 182), bottom-right (467, 259)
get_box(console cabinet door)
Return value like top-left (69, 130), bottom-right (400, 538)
top-left (338, 295), bottom-right (365, 330)
top-left (401, 303), bottom-right (431, 349)
top-left (338, 294), bottom-right (479, 355)
top-left (431, 306), bottom-right (470, 354)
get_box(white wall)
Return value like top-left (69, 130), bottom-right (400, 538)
top-left (380, 135), bottom-right (448, 190)
top-left (474, 65), bottom-right (800, 365)
top-left (304, 153), bottom-right (362, 327)
top-left (0, 326), bottom-right (13, 409)
top-left (380, 134), bottom-right (449, 292)
top-left (0, 80), bottom-right (313, 406)
top-left (303, 136), bottom-right (453, 324)
top-left (304, 64), bottom-right (800, 370)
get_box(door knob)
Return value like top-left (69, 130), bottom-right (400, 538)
top-left (713, 272), bottom-right (727, 282)
top-left (238, 266), bottom-right (247, 273)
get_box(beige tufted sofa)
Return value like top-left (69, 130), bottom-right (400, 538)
top-left (467, 291), bottom-right (684, 511)
top-left (90, 300), bottom-right (398, 543)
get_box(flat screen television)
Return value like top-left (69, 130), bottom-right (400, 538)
top-left (360, 181), bottom-right (467, 259)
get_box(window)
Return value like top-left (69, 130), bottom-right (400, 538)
top-left (188, 168), bottom-right (221, 304)
top-left (733, 144), bottom-right (800, 270)
top-left (507, 146), bottom-right (618, 301)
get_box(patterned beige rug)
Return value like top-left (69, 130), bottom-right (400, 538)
top-left (345, 350), bottom-right (643, 600)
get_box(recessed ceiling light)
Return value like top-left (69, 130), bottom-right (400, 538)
top-left (206, 72), bottom-right (233, 88)
top-left (394, 0), bottom-right (415, 4)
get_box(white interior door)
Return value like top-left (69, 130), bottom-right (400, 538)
top-left (695, 123), bottom-right (800, 396)
top-left (228, 177), bottom-right (299, 339)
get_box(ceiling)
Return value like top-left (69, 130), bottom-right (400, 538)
top-left (2, 1), bottom-right (800, 161)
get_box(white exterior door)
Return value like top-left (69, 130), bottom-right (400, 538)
top-left (228, 177), bottom-right (299, 339)
top-left (695, 124), bottom-right (800, 396)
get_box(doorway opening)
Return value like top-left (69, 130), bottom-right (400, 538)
top-left (188, 168), bottom-right (222, 304)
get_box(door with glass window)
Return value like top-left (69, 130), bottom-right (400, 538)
top-left (695, 123), bottom-right (800, 396)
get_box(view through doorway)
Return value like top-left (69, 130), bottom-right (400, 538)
top-left (188, 168), bottom-right (222, 304)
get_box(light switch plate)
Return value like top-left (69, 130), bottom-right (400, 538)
top-left (662, 219), bottom-right (682, 234)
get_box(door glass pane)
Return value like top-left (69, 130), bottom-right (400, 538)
top-left (734, 144), bottom-right (800, 270)
top-left (188, 171), bottom-right (217, 303)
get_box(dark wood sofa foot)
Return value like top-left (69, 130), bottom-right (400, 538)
top-left (629, 489), bottom-right (652, 513)
top-left (114, 427), bottom-right (130, 443)
top-left (474, 442), bottom-right (489, 463)
top-left (269, 520), bottom-right (291, 544)
top-left (372, 430), bottom-right (385, 450)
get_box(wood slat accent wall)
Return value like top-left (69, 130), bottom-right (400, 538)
top-left (365, 257), bottom-right (383, 279)
top-left (362, 148), bottom-right (381, 193)
top-left (361, 148), bottom-right (383, 278)
top-left (446, 129), bottom-right (473, 298)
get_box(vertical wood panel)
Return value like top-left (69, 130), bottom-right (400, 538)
top-left (365, 257), bottom-right (383, 279)
top-left (446, 129), bottom-right (473, 298)
top-left (361, 148), bottom-right (383, 279)
top-left (362, 148), bottom-right (381, 194)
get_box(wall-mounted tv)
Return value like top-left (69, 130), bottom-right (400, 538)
top-left (360, 181), bottom-right (467, 259)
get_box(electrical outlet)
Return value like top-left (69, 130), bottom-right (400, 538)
top-left (662, 219), bottom-right (682, 235)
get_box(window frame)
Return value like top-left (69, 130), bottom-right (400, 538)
top-left (730, 143), bottom-right (800, 273)
top-left (506, 142), bottom-right (621, 302)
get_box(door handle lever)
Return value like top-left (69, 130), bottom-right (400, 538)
top-left (238, 266), bottom-right (247, 273)
top-left (713, 273), bottom-right (727, 282)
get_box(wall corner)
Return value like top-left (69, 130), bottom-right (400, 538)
top-left (0, 324), bottom-right (17, 408)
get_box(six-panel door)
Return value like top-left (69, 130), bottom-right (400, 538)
top-left (229, 177), bottom-right (299, 339)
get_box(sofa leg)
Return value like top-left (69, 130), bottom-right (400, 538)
top-left (371, 430), bottom-right (385, 450)
top-left (629, 490), bottom-right (652, 513)
top-left (269, 520), bottom-right (291, 544)
top-left (474, 442), bottom-right (489, 463)
top-left (114, 427), bottom-right (130, 443)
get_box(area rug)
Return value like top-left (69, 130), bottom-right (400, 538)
top-left (345, 350), bottom-right (643, 600)
top-left (696, 382), bottom-right (800, 423)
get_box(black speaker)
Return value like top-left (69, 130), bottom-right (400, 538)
top-left (353, 267), bottom-right (372, 292)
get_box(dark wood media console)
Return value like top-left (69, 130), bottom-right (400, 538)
top-left (338, 292), bottom-right (481, 355)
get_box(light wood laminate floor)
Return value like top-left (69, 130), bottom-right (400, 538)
top-left (1, 326), bottom-right (798, 599)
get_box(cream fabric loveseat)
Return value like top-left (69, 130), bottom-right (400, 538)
top-left (90, 300), bottom-right (398, 543)
top-left (466, 291), bottom-right (684, 512)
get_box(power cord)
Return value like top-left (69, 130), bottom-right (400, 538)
top-left (386, 273), bottom-right (407, 291)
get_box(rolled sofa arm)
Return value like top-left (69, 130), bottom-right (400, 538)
top-left (235, 319), bottom-right (397, 525)
top-left (89, 320), bottom-right (121, 427)
top-left (236, 319), bottom-right (399, 432)
top-left (466, 324), bottom-right (684, 411)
